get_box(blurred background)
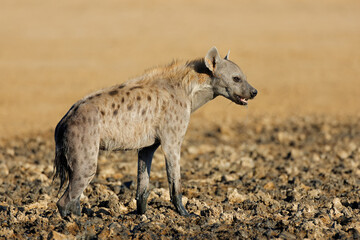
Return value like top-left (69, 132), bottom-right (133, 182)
top-left (0, 0), bottom-right (359, 139)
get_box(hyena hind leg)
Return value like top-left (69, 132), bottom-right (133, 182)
top-left (57, 155), bottom-right (98, 218)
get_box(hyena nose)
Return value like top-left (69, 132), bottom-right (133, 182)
top-left (250, 89), bottom-right (258, 98)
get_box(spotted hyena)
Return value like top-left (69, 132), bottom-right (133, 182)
top-left (54, 47), bottom-right (257, 217)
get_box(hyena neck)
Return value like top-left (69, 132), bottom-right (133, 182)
top-left (183, 59), bottom-right (216, 113)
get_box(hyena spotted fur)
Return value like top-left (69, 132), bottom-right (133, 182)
top-left (54, 47), bottom-right (257, 217)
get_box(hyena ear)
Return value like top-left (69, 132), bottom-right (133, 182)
top-left (224, 50), bottom-right (230, 60)
top-left (205, 46), bottom-right (221, 73)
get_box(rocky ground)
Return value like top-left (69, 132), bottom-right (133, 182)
top-left (0, 115), bottom-right (359, 239)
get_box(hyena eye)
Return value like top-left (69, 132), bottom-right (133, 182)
top-left (233, 76), bottom-right (241, 83)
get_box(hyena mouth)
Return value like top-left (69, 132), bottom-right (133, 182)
top-left (234, 94), bottom-right (248, 105)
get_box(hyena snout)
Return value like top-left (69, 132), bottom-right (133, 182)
top-left (233, 85), bottom-right (257, 106)
top-left (250, 88), bottom-right (257, 99)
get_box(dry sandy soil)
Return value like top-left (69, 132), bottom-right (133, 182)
top-left (0, 0), bottom-right (360, 239)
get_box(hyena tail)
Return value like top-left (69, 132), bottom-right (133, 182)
top-left (53, 147), bottom-right (71, 195)
top-left (53, 119), bottom-right (72, 195)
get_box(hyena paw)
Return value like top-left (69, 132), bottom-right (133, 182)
top-left (172, 194), bottom-right (189, 216)
top-left (57, 198), bottom-right (81, 218)
top-left (136, 191), bottom-right (150, 215)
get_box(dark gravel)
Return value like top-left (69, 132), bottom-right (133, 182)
top-left (0, 115), bottom-right (359, 239)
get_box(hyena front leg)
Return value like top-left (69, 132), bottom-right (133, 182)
top-left (136, 141), bottom-right (160, 214)
top-left (161, 142), bottom-right (189, 216)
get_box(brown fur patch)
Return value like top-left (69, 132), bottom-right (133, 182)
top-left (127, 104), bottom-right (133, 110)
top-left (113, 109), bottom-right (118, 116)
top-left (147, 95), bottom-right (151, 101)
top-left (112, 103), bottom-right (115, 108)
top-left (137, 96), bottom-right (141, 101)
top-left (109, 90), bottom-right (118, 96)
top-left (121, 97), bottom-right (125, 103)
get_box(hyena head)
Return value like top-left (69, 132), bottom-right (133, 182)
top-left (205, 47), bottom-right (257, 105)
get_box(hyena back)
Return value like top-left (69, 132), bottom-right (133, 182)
top-left (54, 47), bottom-right (257, 217)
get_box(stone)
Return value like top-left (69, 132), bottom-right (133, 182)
top-left (228, 189), bottom-right (248, 204)
top-left (48, 231), bottom-right (75, 240)
top-left (0, 163), bottom-right (9, 176)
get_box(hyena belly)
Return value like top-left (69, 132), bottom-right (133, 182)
top-left (94, 90), bottom-right (164, 151)
top-left (98, 109), bottom-right (159, 151)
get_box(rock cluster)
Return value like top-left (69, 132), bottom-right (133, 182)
top-left (0, 115), bottom-right (359, 239)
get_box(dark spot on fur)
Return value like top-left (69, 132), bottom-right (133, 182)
top-left (127, 104), bottom-right (133, 110)
top-left (179, 102), bottom-right (183, 107)
top-left (119, 84), bottom-right (125, 89)
top-left (121, 97), bottom-right (125, 103)
top-left (117, 104), bottom-right (120, 109)
top-left (137, 96), bottom-right (141, 101)
top-left (73, 105), bottom-right (79, 113)
top-left (147, 96), bottom-right (151, 101)
top-left (112, 103), bottom-right (115, 108)
top-left (141, 109), bottom-right (146, 115)
top-left (82, 116), bottom-right (86, 122)
top-left (171, 94), bottom-right (175, 99)
top-left (187, 58), bottom-right (213, 76)
top-left (100, 110), bottom-right (105, 116)
top-left (95, 93), bottom-right (102, 97)
top-left (109, 90), bottom-right (118, 96)
top-left (130, 86), bottom-right (143, 91)
top-left (88, 96), bottom-right (94, 100)
top-left (113, 109), bottom-right (118, 116)
top-left (126, 92), bottom-right (130, 96)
